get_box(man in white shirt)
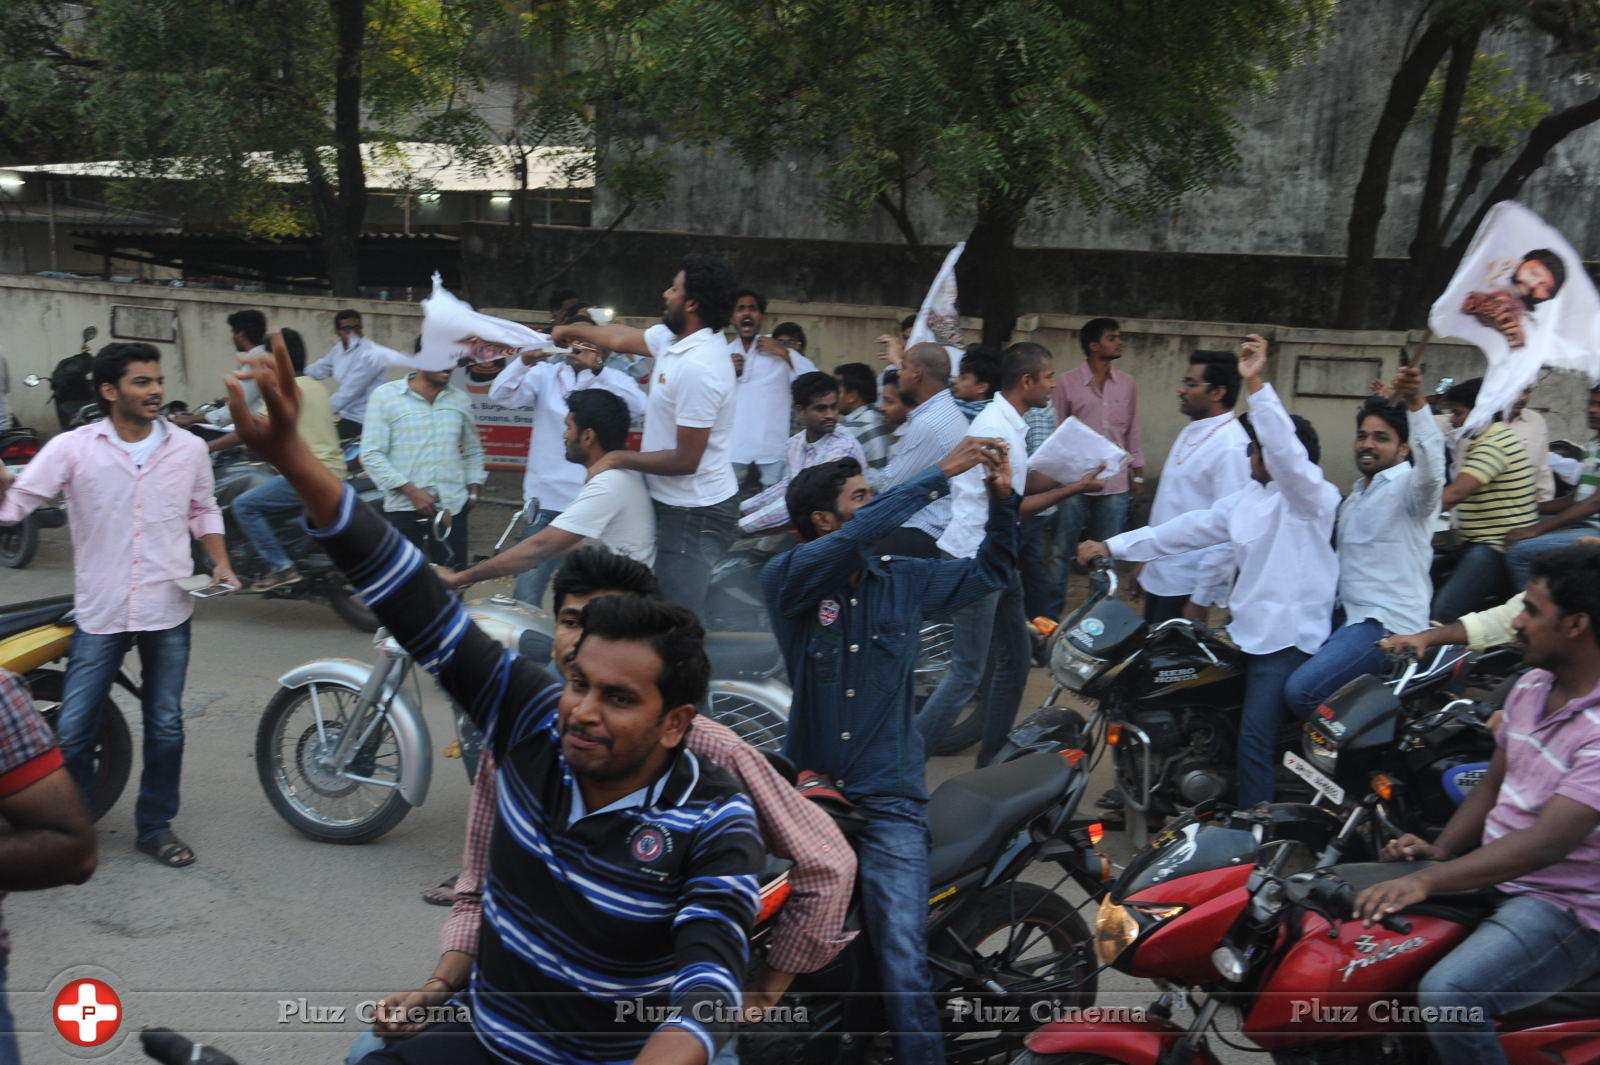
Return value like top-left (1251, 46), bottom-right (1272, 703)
top-left (918, 343), bottom-right (1105, 766)
top-left (552, 254), bottom-right (740, 614)
top-left (739, 371), bottom-right (867, 533)
top-left (488, 318), bottom-right (646, 604)
top-left (727, 289), bottom-right (816, 490)
top-left (1283, 364), bottom-right (1445, 718)
top-left (1134, 350), bottom-right (1253, 623)
top-left (1082, 336), bottom-right (1341, 807)
top-left (303, 309), bottom-right (398, 439)
top-left (436, 390), bottom-right (655, 590)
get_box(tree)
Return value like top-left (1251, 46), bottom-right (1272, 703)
top-left (5, 0), bottom-right (496, 295)
top-left (557, 0), bottom-right (1334, 343)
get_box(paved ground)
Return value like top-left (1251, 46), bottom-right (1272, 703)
top-left (6, 515), bottom-right (1175, 1064)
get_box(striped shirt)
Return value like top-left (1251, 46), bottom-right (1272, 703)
top-left (1485, 669), bottom-right (1600, 932)
top-left (307, 488), bottom-right (762, 1064)
top-left (1455, 422), bottom-right (1537, 548)
top-left (0, 669), bottom-right (63, 954)
top-left (738, 428), bottom-right (867, 533)
top-left (839, 404), bottom-right (894, 472)
top-left (1577, 438), bottom-right (1600, 504)
top-left (868, 388), bottom-right (970, 539)
top-left (359, 377), bottom-right (487, 515)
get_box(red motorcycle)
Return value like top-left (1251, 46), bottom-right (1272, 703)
top-left (1016, 838), bottom-right (1600, 1065)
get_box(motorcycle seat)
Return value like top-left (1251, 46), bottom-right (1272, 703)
top-left (926, 752), bottom-right (1074, 886)
top-left (1324, 862), bottom-right (1505, 926)
top-left (1500, 969), bottom-right (1600, 1024)
top-left (702, 632), bottom-right (784, 678)
top-left (0, 595), bottom-right (74, 641)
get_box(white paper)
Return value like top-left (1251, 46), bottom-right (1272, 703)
top-left (407, 273), bottom-right (555, 371)
top-left (1029, 416), bottom-right (1129, 485)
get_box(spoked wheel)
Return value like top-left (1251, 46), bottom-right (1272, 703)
top-left (938, 882), bottom-right (1098, 1062)
top-left (705, 683), bottom-right (788, 752)
top-left (918, 621), bottom-right (989, 756)
top-left (255, 682), bottom-right (410, 843)
top-left (28, 669), bottom-right (132, 822)
top-left (0, 513), bottom-right (39, 569)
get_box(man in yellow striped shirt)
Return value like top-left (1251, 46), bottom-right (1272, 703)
top-left (1435, 377), bottom-right (1537, 622)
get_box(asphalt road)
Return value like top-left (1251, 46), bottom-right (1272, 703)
top-left (6, 517), bottom-right (1175, 1065)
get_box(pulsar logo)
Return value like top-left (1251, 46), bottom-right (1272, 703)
top-left (54, 978), bottom-right (122, 1047)
top-left (1154, 668), bottom-right (1197, 684)
top-left (1339, 935), bottom-right (1426, 982)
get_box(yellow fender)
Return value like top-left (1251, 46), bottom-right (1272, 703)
top-left (0, 623), bottom-right (73, 675)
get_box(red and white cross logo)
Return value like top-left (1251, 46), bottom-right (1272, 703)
top-left (53, 978), bottom-right (123, 1047)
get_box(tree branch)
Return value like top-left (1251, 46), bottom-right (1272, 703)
top-left (1412, 31), bottom-right (1479, 254)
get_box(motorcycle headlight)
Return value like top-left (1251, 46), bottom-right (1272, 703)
top-left (1051, 638), bottom-right (1109, 693)
top-left (1211, 945), bottom-right (1249, 983)
top-left (1093, 897), bottom-right (1185, 966)
top-left (1302, 724), bottom-right (1338, 774)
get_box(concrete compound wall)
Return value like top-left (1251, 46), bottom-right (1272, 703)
top-left (2, 273), bottom-right (1590, 492)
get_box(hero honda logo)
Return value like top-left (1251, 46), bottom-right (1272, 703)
top-left (54, 978), bottom-right (123, 1046)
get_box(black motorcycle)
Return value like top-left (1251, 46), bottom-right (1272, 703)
top-left (0, 420), bottom-right (66, 569)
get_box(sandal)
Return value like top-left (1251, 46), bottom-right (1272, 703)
top-left (421, 875), bottom-right (459, 906)
top-left (137, 830), bottom-right (196, 868)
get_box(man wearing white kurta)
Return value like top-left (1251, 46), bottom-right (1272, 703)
top-left (1083, 337), bottom-right (1341, 808)
top-left (727, 289), bottom-right (816, 489)
top-left (1134, 350), bottom-right (1253, 623)
top-left (489, 340), bottom-right (645, 604)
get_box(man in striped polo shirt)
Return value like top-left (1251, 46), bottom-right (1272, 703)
top-left (1434, 377), bottom-right (1538, 622)
top-left (1504, 381), bottom-right (1600, 589)
top-left (1356, 543), bottom-right (1600, 1065)
top-left (224, 345), bottom-right (764, 1065)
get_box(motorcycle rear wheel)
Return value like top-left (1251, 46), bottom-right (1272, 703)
top-left (28, 669), bottom-right (132, 822)
top-left (0, 513), bottom-right (39, 569)
top-left (256, 682), bottom-right (411, 843)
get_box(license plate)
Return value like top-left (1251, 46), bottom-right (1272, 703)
top-left (1283, 751), bottom-right (1344, 805)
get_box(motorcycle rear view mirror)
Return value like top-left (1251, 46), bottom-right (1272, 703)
top-left (431, 508), bottom-right (453, 545)
top-left (22, 374), bottom-right (43, 388)
top-left (82, 326), bottom-right (98, 344)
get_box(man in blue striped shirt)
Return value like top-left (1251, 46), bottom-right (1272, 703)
top-left (867, 343), bottom-right (971, 557)
top-left (223, 344), bottom-right (764, 1065)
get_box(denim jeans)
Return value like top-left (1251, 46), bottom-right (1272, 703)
top-left (916, 568), bottom-right (1030, 766)
top-left (0, 950), bottom-right (17, 1065)
top-left (384, 506), bottom-right (470, 569)
top-left (1019, 513), bottom-right (1059, 622)
top-left (1052, 492), bottom-right (1130, 580)
top-left (354, 1021), bottom-right (498, 1064)
top-left (1143, 594), bottom-right (1189, 625)
top-left (1236, 646), bottom-right (1309, 808)
top-left (1284, 619), bottom-right (1389, 721)
top-left (1433, 542), bottom-right (1509, 624)
top-left (232, 474), bottom-right (303, 572)
top-left (1506, 524), bottom-right (1600, 591)
top-left (59, 620), bottom-right (191, 841)
top-left (652, 495), bottom-right (739, 615)
top-left (1418, 893), bottom-right (1600, 1065)
top-left (852, 795), bottom-right (944, 1065)
top-left (510, 508), bottom-right (562, 607)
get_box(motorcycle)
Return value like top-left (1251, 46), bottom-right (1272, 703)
top-left (1018, 837), bottom-right (1600, 1065)
top-left (0, 595), bottom-right (134, 821)
top-left (744, 745), bottom-right (1112, 1065)
top-left (0, 419), bottom-right (66, 569)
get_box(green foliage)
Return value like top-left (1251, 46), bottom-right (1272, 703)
top-left (1415, 51), bottom-right (1550, 154)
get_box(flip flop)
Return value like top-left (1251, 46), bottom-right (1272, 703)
top-left (421, 875), bottom-right (459, 906)
top-left (136, 830), bottom-right (196, 868)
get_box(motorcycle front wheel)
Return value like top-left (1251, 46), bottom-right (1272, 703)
top-left (28, 669), bottom-right (132, 822)
top-left (0, 513), bottom-right (39, 569)
top-left (255, 682), bottom-right (411, 843)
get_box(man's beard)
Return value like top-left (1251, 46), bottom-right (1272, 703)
top-left (662, 306), bottom-right (686, 334)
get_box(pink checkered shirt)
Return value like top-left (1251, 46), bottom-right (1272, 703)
top-left (1050, 363), bottom-right (1145, 495)
top-left (441, 717), bottom-right (857, 973)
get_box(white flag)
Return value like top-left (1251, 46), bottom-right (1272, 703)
top-left (410, 273), bottom-right (554, 372)
top-left (906, 243), bottom-right (966, 359)
top-left (1429, 201), bottom-right (1600, 431)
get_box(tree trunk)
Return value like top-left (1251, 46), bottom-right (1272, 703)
top-left (323, 0), bottom-right (367, 297)
top-left (1336, 21), bottom-right (1454, 328)
top-left (959, 195), bottom-right (1025, 347)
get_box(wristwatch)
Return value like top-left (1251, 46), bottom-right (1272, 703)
top-left (1132, 476), bottom-right (1146, 485)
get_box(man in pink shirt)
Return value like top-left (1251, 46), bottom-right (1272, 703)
top-left (0, 343), bottom-right (232, 869)
top-left (1051, 318), bottom-right (1145, 579)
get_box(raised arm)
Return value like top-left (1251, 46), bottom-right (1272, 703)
top-left (916, 474), bottom-right (1021, 618)
top-left (1239, 337), bottom-right (1331, 518)
top-left (1395, 366), bottom-right (1446, 519)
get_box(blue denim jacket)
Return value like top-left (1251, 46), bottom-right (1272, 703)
top-left (760, 465), bottom-right (1019, 800)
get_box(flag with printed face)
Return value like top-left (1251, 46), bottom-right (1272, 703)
top-left (906, 243), bottom-right (966, 359)
top-left (1429, 201), bottom-right (1600, 430)
top-left (410, 272), bottom-right (554, 371)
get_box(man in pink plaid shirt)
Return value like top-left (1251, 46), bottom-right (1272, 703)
top-left (357, 549), bottom-right (855, 1061)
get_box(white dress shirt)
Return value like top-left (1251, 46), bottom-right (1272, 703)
top-left (1336, 404), bottom-right (1446, 635)
top-left (937, 397), bottom-right (1029, 559)
top-left (488, 358), bottom-right (647, 512)
top-left (304, 335), bottom-right (399, 424)
top-left (1138, 410), bottom-right (1253, 604)
top-left (1109, 385), bottom-right (1341, 656)
top-left (727, 335), bottom-right (816, 466)
top-left (642, 325), bottom-right (738, 508)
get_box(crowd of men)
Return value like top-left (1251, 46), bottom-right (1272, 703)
top-left (0, 250), bottom-right (1597, 1065)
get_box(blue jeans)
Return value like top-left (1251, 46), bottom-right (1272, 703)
top-left (1052, 492), bottom-right (1130, 578)
top-left (1237, 646), bottom-right (1309, 808)
top-left (1418, 893), bottom-right (1600, 1065)
top-left (232, 474), bottom-right (303, 571)
top-left (1433, 542), bottom-right (1509, 624)
top-left (1506, 524), bottom-right (1600, 591)
top-left (0, 950), bottom-right (17, 1065)
top-left (917, 569), bottom-right (1031, 766)
top-left (852, 795), bottom-right (944, 1065)
top-left (59, 621), bottom-right (191, 840)
top-left (510, 508), bottom-right (562, 607)
top-left (1284, 619), bottom-right (1389, 721)
top-left (652, 495), bottom-right (739, 616)
top-left (1019, 513), bottom-right (1058, 622)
